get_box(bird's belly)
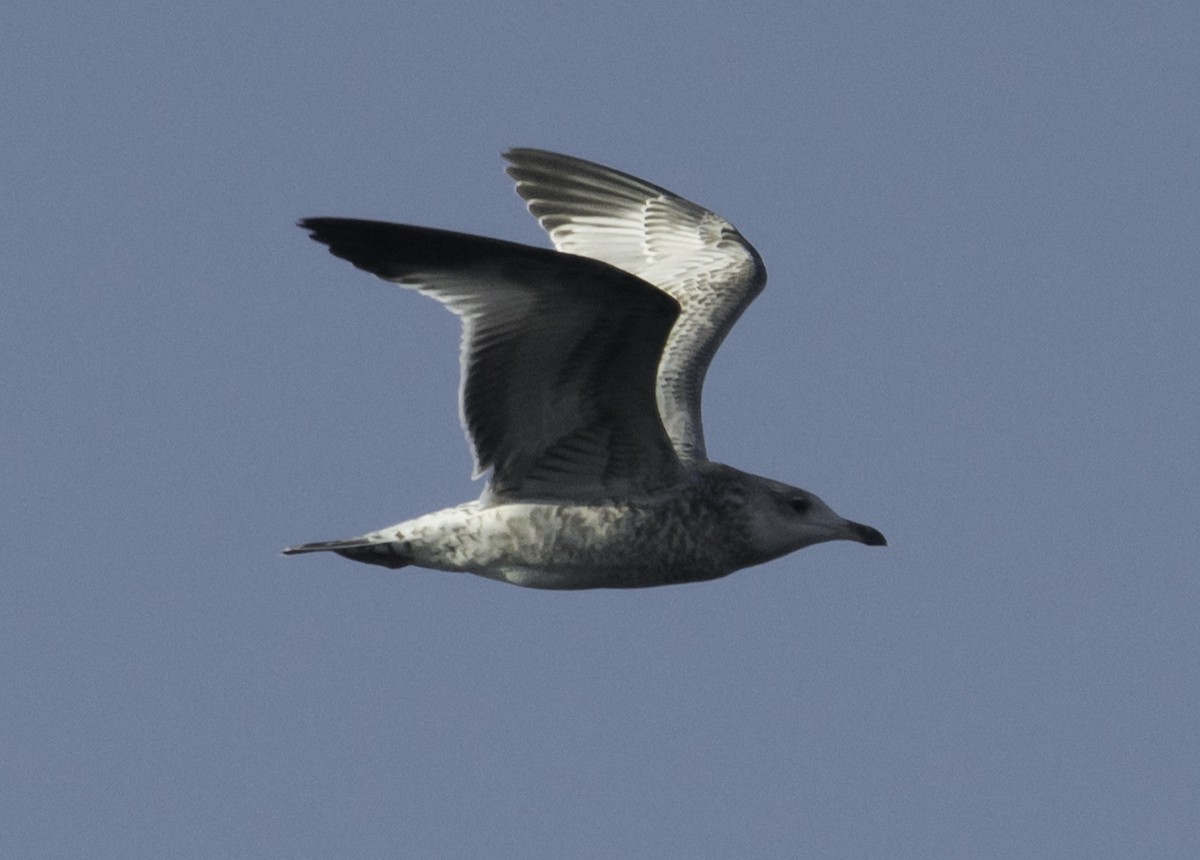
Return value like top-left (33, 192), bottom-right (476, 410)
top-left (396, 499), bottom-right (730, 589)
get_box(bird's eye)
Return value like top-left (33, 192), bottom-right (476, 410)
top-left (789, 497), bottom-right (812, 514)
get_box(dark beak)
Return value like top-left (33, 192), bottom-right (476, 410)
top-left (846, 521), bottom-right (887, 546)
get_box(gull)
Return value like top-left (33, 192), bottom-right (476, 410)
top-left (284, 149), bottom-right (885, 588)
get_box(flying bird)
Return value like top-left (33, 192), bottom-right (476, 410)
top-left (285, 149), bottom-right (885, 588)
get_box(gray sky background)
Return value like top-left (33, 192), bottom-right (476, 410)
top-left (5, 3), bottom-right (1198, 857)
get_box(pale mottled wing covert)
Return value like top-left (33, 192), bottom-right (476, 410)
top-left (504, 149), bottom-right (767, 461)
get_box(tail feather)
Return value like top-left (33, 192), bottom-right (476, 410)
top-left (283, 537), bottom-right (412, 570)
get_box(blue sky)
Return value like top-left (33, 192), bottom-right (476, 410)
top-left (4, 2), bottom-right (1198, 857)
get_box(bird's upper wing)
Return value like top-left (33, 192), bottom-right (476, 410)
top-left (504, 149), bottom-right (767, 462)
top-left (300, 218), bottom-right (684, 501)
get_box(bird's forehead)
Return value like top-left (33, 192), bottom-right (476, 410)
top-left (762, 477), bottom-right (806, 497)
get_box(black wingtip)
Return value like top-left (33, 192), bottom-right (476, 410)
top-left (296, 217), bottom-right (336, 249)
top-left (297, 216), bottom-right (344, 241)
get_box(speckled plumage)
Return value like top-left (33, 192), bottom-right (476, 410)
top-left (285, 150), bottom-right (885, 589)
